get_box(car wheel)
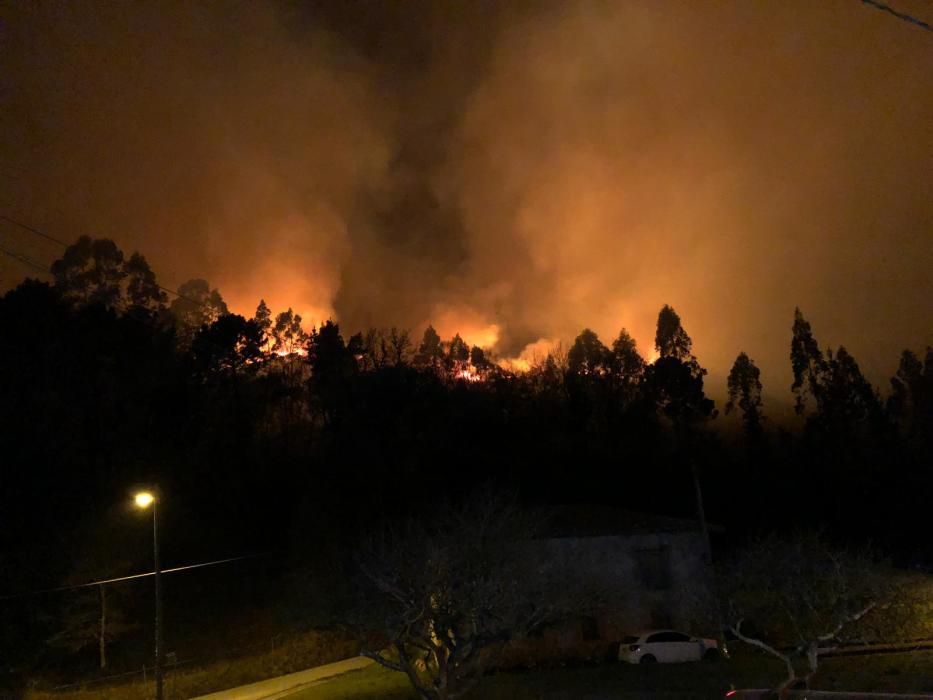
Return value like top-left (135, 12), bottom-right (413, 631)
top-left (703, 648), bottom-right (721, 661)
top-left (640, 654), bottom-right (657, 664)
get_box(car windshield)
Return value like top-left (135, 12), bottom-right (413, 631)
top-left (623, 635), bottom-right (640, 644)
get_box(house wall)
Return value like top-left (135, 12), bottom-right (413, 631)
top-left (532, 530), bottom-right (713, 641)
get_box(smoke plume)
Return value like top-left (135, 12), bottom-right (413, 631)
top-left (2, 0), bottom-right (931, 402)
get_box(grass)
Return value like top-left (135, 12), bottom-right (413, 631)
top-left (288, 648), bottom-right (933, 700)
top-left (25, 643), bottom-right (933, 700)
top-left (288, 647), bottom-right (785, 700)
top-left (816, 650), bottom-right (933, 694)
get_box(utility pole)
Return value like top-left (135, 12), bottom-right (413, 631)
top-left (153, 497), bottom-right (163, 700)
top-left (134, 490), bottom-right (163, 700)
top-left (690, 457), bottom-right (728, 656)
top-left (690, 459), bottom-right (713, 566)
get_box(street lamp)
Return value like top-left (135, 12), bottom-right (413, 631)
top-left (134, 490), bottom-right (163, 700)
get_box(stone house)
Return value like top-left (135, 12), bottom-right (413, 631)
top-left (507, 506), bottom-right (717, 661)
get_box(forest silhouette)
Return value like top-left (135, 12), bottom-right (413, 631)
top-left (1, 236), bottom-right (930, 678)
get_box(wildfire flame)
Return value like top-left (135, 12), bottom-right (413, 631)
top-left (274, 347), bottom-right (307, 358)
top-left (499, 337), bottom-right (562, 373)
top-left (432, 306), bottom-right (500, 350)
top-left (455, 367), bottom-right (482, 383)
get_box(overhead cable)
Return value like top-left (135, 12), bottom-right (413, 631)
top-left (860, 0), bottom-right (933, 33)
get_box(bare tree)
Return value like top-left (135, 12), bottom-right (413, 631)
top-left (387, 327), bottom-right (412, 366)
top-left (354, 496), bottom-right (587, 700)
top-left (47, 584), bottom-right (135, 670)
top-left (721, 533), bottom-right (888, 691)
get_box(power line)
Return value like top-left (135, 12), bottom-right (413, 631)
top-left (0, 235), bottom-right (276, 362)
top-left (0, 241), bottom-right (52, 276)
top-left (0, 214), bottom-right (69, 247)
top-left (0, 213), bottom-right (214, 311)
top-left (860, 0), bottom-right (933, 33)
top-left (0, 553), bottom-right (269, 602)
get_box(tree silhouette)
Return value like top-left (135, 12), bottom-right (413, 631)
top-left (646, 307), bottom-right (713, 422)
top-left (252, 299), bottom-right (272, 348)
top-left (448, 334), bottom-right (469, 363)
top-left (123, 252), bottom-right (166, 314)
top-left (308, 320), bottom-right (357, 426)
top-left (888, 348), bottom-right (933, 440)
top-left (646, 356), bottom-right (715, 423)
top-left (169, 279), bottom-right (228, 349)
top-left (190, 313), bottom-right (264, 378)
top-left (610, 329), bottom-right (645, 383)
top-left (446, 333), bottom-right (470, 375)
top-left (51, 236), bottom-right (126, 309)
top-left (790, 310), bottom-right (882, 437)
top-left (790, 308), bottom-right (825, 415)
top-left (610, 328), bottom-right (646, 409)
top-left (387, 328), bottom-right (412, 366)
top-left (358, 329), bottom-right (386, 371)
top-left (725, 352), bottom-right (764, 438)
top-left (470, 345), bottom-right (490, 370)
top-left (272, 308), bottom-right (308, 356)
top-left (816, 346), bottom-right (883, 437)
top-left (655, 305), bottom-right (693, 362)
top-left (414, 325), bottom-right (444, 370)
top-left (567, 329), bottom-right (610, 376)
top-left (357, 328), bottom-right (413, 370)
top-left (528, 352), bottom-right (566, 400)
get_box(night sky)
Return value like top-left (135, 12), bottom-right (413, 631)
top-left (2, 0), bottom-right (931, 402)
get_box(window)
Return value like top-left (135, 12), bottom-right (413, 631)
top-left (634, 546), bottom-right (672, 590)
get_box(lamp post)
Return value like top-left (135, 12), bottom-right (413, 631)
top-left (134, 491), bottom-right (163, 700)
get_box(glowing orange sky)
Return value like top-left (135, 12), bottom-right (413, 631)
top-left (2, 1), bottom-right (931, 405)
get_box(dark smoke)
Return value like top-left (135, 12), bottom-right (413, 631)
top-left (2, 0), bottom-right (931, 403)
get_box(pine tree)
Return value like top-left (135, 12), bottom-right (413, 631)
top-left (414, 325), bottom-right (444, 370)
top-left (790, 308), bottom-right (825, 415)
top-left (611, 328), bottom-right (646, 384)
top-left (253, 299), bottom-right (272, 348)
top-left (568, 329), bottom-right (610, 376)
top-left (655, 305), bottom-right (693, 362)
top-left (725, 352), bottom-right (764, 438)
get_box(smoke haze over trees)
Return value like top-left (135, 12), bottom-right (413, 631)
top-left (2, 0), bottom-right (931, 401)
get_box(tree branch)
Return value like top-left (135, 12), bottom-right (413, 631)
top-left (818, 602), bottom-right (876, 643)
top-left (730, 620), bottom-right (796, 688)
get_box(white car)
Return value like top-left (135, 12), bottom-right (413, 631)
top-left (619, 629), bottom-right (719, 664)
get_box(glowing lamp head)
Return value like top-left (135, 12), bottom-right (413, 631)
top-left (134, 491), bottom-right (155, 509)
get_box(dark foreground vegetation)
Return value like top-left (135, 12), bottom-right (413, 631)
top-left (285, 648), bottom-right (933, 700)
top-left (1, 236), bottom-right (931, 695)
top-left (21, 648), bottom-right (933, 700)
